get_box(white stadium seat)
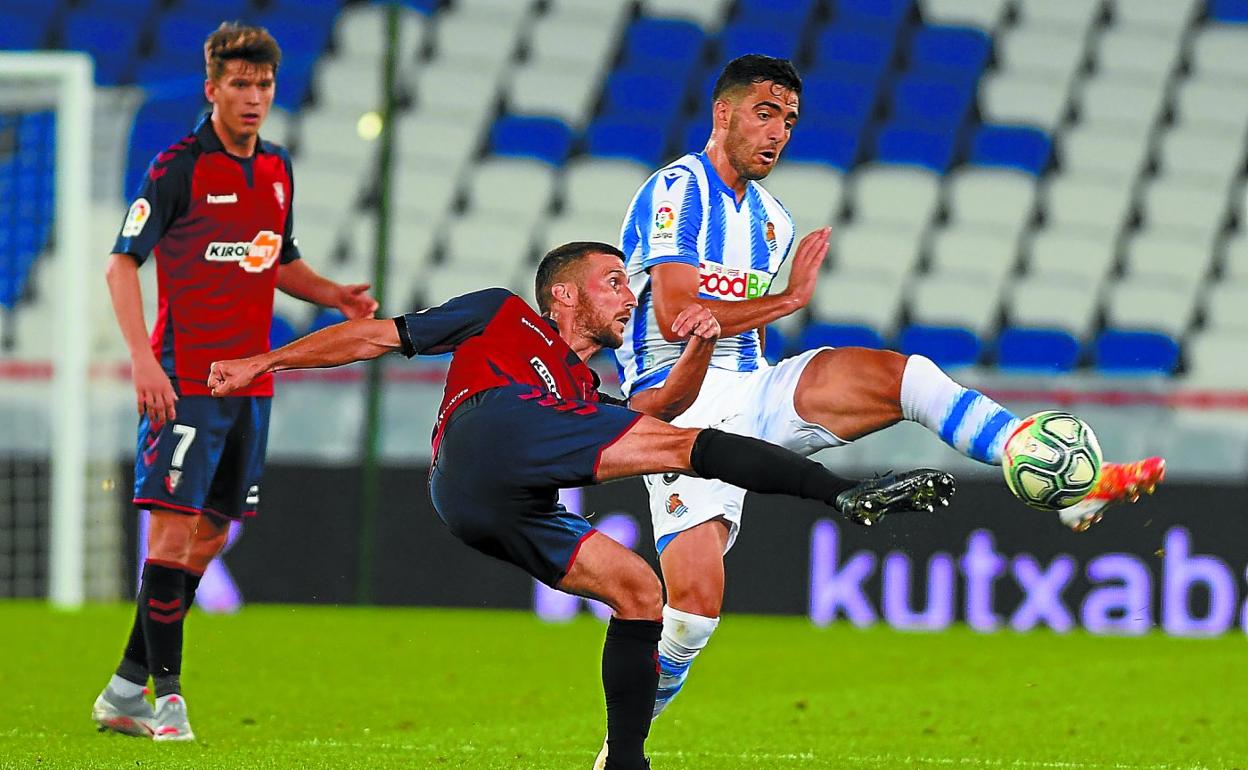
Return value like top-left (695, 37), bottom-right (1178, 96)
top-left (850, 165), bottom-right (940, 234)
top-left (832, 223), bottom-right (923, 283)
top-left (465, 158), bottom-right (557, 224)
top-left (639, 0), bottom-right (733, 32)
top-left (297, 107), bottom-right (379, 169)
top-left (505, 63), bottom-right (601, 128)
top-left (1224, 234), bottom-right (1248, 281)
top-left (451, 0), bottom-right (538, 22)
top-left (561, 158), bottom-right (652, 221)
top-left (926, 225), bottom-right (1019, 286)
top-left (1184, 329), bottom-right (1248, 387)
top-left (391, 162), bottom-right (462, 222)
top-left (393, 113), bottom-right (483, 177)
top-left (1076, 75), bottom-right (1166, 130)
top-left (1138, 181), bottom-right (1231, 241)
top-left (943, 168), bottom-right (1037, 234)
top-left (1203, 279), bottom-right (1248, 335)
top-left (422, 262), bottom-right (507, 308)
top-left (1189, 26), bottom-right (1248, 82)
top-left (536, 212), bottom-right (625, 255)
top-left (527, 13), bottom-right (623, 74)
top-left (1103, 275), bottom-right (1199, 338)
top-left (1042, 175), bottom-right (1134, 239)
top-left (408, 60), bottom-right (502, 121)
top-left (333, 4), bottom-right (425, 65)
top-left (1153, 126), bottom-right (1247, 188)
top-left (1008, 274), bottom-right (1101, 337)
top-left (296, 163), bottom-right (366, 213)
top-left (809, 268), bottom-right (906, 335)
top-left (314, 57), bottom-right (388, 113)
top-left (430, 10), bottom-right (525, 70)
top-left (441, 215), bottom-right (534, 272)
top-left (908, 270), bottom-right (1003, 336)
top-left (1172, 78), bottom-right (1248, 130)
top-left (1014, 0), bottom-right (1104, 33)
top-left (1057, 124), bottom-right (1148, 183)
top-left (921, 0), bottom-right (1012, 30)
top-left (761, 162), bottom-right (845, 236)
top-left (993, 26), bottom-right (1088, 83)
top-left (263, 107), bottom-right (295, 148)
top-left (1025, 229), bottom-right (1116, 284)
top-left (979, 71), bottom-right (1071, 130)
top-left (1094, 28), bottom-right (1180, 82)
top-left (1109, 0), bottom-right (1201, 31)
top-left (1123, 232), bottom-right (1214, 286)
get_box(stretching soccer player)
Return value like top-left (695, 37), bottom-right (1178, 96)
top-left (207, 241), bottom-right (954, 770)
top-left (93, 23), bottom-right (377, 741)
top-left (612, 54), bottom-right (1167, 731)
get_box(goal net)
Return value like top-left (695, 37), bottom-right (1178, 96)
top-left (0, 51), bottom-right (125, 607)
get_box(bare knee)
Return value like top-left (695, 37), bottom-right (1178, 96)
top-left (665, 578), bottom-right (723, 617)
top-left (612, 564), bottom-right (663, 620)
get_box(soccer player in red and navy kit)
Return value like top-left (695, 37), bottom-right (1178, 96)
top-left (207, 241), bottom-right (954, 770)
top-left (92, 23), bottom-right (377, 741)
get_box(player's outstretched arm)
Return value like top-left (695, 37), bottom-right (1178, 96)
top-left (629, 304), bottom-right (719, 421)
top-left (276, 259), bottom-right (379, 319)
top-left (208, 318), bottom-right (400, 396)
top-left (650, 226), bottom-right (830, 340)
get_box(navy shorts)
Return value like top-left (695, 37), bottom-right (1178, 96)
top-left (428, 384), bottom-right (643, 587)
top-left (133, 395), bottom-right (271, 521)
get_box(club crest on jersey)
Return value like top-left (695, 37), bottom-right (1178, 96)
top-left (273, 182), bottom-right (285, 209)
top-left (204, 230), bottom-right (283, 273)
top-left (698, 260), bottom-right (771, 300)
top-left (765, 221), bottom-right (777, 252)
top-left (165, 469), bottom-right (183, 495)
top-left (651, 201), bottom-right (676, 244)
top-left (665, 494), bottom-right (690, 517)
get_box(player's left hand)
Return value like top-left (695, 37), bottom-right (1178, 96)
top-left (671, 303), bottom-right (720, 342)
top-left (208, 358), bottom-right (264, 397)
top-left (337, 283), bottom-right (379, 320)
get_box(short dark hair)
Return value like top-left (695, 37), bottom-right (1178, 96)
top-left (534, 241), bottom-right (626, 314)
top-left (711, 54), bottom-right (802, 102)
top-left (205, 21), bottom-right (281, 80)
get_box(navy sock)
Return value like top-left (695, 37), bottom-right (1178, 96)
top-left (138, 563), bottom-right (186, 697)
top-left (602, 618), bottom-right (661, 770)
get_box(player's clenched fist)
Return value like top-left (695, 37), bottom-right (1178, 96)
top-left (671, 303), bottom-right (720, 342)
top-left (207, 357), bottom-right (264, 397)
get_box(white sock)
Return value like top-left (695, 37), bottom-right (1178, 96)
top-left (108, 673), bottom-right (145, 699)
top-left (653, 606), bottom-right (719, 719)
top-left (900, 355), bottom-right (1020, 466)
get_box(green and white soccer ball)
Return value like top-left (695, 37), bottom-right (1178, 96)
top-left (1002, 411), bottom-right (1102, 511)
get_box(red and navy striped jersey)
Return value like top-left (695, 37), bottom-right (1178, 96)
top-left (394, 288), bottom-right (622, 452)
top-left (113, 115), bottom-right (301, 397)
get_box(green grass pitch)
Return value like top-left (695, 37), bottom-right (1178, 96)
top-left (1, 602), bottom-right (1244, 769)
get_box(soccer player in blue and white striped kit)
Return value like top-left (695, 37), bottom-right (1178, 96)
top-left (600, 55), bottom-right (1165, 758)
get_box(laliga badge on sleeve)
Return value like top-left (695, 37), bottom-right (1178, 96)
top-left (121, 198), bottom-right (151, 237)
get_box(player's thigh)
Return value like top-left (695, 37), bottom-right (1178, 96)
top-left (558, 531), bottom-right (662, 621)
top-left (133, 396), bottom-right (233, 515)
top-left (203, 396), bottom-right (270, 521)
top-left (595, 414), bottom-right (699, 482)
top-left (659, 518), bottom-right (731, 617)
top-left (792, 347), bottom-right (906, 442)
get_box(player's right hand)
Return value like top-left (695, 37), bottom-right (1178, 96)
top-left (782, 227), bottom-right (831, 308)
top-left (207, 358), bottom-right (262, 397)
top-left (670, 303), bottom-right (720, 342)
top-left (132, 355), bottom-right (177, 426)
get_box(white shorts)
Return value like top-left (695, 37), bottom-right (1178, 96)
top-left (645, 347), bottom-right (847, 554)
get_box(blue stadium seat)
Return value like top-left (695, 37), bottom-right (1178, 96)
top-left (1210, 0), bottom-right (1248, 22)
top-left (800, 75), bottom-right (878, 126)
top-left (996, 328), bottom-right (1081, 372)
top-left (874, 123), bottom-right (959, 172)
top-left (736, 0), bottom-right (819, 26)
top-left (307, 309), bottom-right (347, 334)
top-left (719, 23), bottom-right (803, 62)
top-left (124, 99), bottom-right (205, 197)
top-left (890, 76), bottom-right (975, 129)
top-left (899, 325), bottom-right (981, 367)
top-left (270, 315), bottom-right (300, 349)
top-left (0, 7), bottom-right (51, 50)
top-left (61, 13), bottom-right (143, 85)
top-left (783, 121), bottom-right (865, 170)
top-left (908, 26), bottom-right (992, 84)
top-left (813, 27), bottom-right (898, 79)
top-left (835, 0), bottom-right (914, 31)
top-left (272, 53), bottom-right (318, 111)
top-left (253, 13), bottom-right (336, 60)
top-left (620, 18), bottom-right (706, 73)
top-left (601, 72), bottom-right (686, 121)
top-left (763, 325), bottom-right (789, 363)
top-left (799, 322), bottom-right (886, 351)
top-left (489, 116), bottom-right (573, 165)
top-left (78, 0), bottom-right (163, 16)
top-left (970, 125), bottom-right (1052, 175)
top-left (680, 121), bottom-right (710, 155)
top-left (587, 118), bottom-right (668, 166)
top-left (1094, 330), bottom-right (1181, 374)
top-left (153, 10), bottom-right (255, 61)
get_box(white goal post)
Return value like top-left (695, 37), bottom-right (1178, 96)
top-left (0, 52), bottom-right (93, 607)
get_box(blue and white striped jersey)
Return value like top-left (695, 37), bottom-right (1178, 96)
top-left (615, 152), bottom-right (796, 396)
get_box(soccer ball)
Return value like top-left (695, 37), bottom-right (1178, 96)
top-left (1002, 411), bottom-right (1102, 511)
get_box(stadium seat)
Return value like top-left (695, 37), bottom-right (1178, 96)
top-left (1103, 276), bottom-right (1199, 338)
top-left (270, 316), bottom-right (301, 349)
top-left (432, 9), bottom-right (524, 70)
top-left (978, 71), bottom-right (1070, 130)
top-left (297, 108), bottom-right (379, 170)
top-left (1115, 0), bottom-right (1202, 29)
top-left (618, 17), bottom-right (707, 72)
top-left (1172, 78), bottom-right (1248, 131)
top-left (719, 23), bottom-right (803, 61)
top-left (454, 0), bottom-right (539, 20)
top-left (0, 5), bottom-right (52, 50)
top-left (391, 163), bottom-right (461, 222)
top-left (1184, 329), bottom-right (1248, 386)
top-left (837, 0), bottom-right (914, 31)
top-left (61, 13), bottom-right (142, 85)
top-left (800, 75), bottom-right (879, 127)
top-left (527, 11), bottom-right (625, 74)
top-left (926, 225), bottom-right (1019, 286)
top-left (441, 215), bottom-right (534, 272)
top-left (1057, 124), bottom-right (1149, 183)
top-left (996, 327), bottom-right (1081, 372)
top-left (1224, 234), bottom-right (1248, 281)
top-left (969, 125), bottom-right (1052, 176)
top-left (1094, 28), bottom-right (1181, 82)
top-left (1093, 330), bottom-right (1180, 374)
top-left (1013, 0), bottom-right (1104, 33)
top-left (873, 124), bottom-right (959, 172)
top-left (423, 263), bottom-right (506, 306)
top-left (466, 158), bottom-right (558, 223)
top-left (333, 4), bottom-right (426, 64)
top-left (489, 116), bottom-right (573, 166)
top-left (1025, 229), bottom-right (1115, 284)
top-left (908, 26), bottom-right (992, 84)
top-left (851, 165), bottom-right (941, 232)
top-left (812, 27), bottom-right (898, 80)
top-left (1189, 27), bottom-right (1248, 81)
top-left (600, 71), bottom-right (686, 122)
top-left (993, 25), bottom-right (1088, 83)
top-left (762, 324), bottom-right (789, 362)
top-left (314, 57), bottom-right (388, 112)
top-left (920, 0), bottom-right (1011, 29)
top-left (943, 168), bottom-right (1037, 233)
top-left (809, 267), bottom-right (906, 335)
top-left (561, 158), bottom-right (651, 220)
top-left (409, 60), bottom-right (501, 121)
top-left (639, 0), bottom-right (732, 31)
top-left (394, 113), bottom-right (482, 176)
top-left (1076, 76), bottom-right (1166, 131)
top-left (890, 76), bottom-right (976, 130)
top-left (1210, 0), bottom-right (1248, 23)
top-left (1123, 232), bottom-right (1214, 286)
top-left (908, 271), bottom-right (1003, 336)
top-left (799, 322), bottom-right (886, 351)
top-left (536, 212), bottom-right (624, 255)
top-left (1042, 175), bottom-right (1133, 239)
top-left (782, 121), bottom-right (865, 170)
top-left (1153, 127), bottom-right (1246, 188)
top-left (506, 63), bottom-right (600, 128)
top-left (760, 163), bottom-right (845, 236)
top-left (899, 325), bottom-right (982, 368)
top-left (1138, 182), bottom-right (1230, 241)
top-left (1009, 275), bottom-right (1100, 338)
top-left (832, 224), bottom-right (923, 282)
